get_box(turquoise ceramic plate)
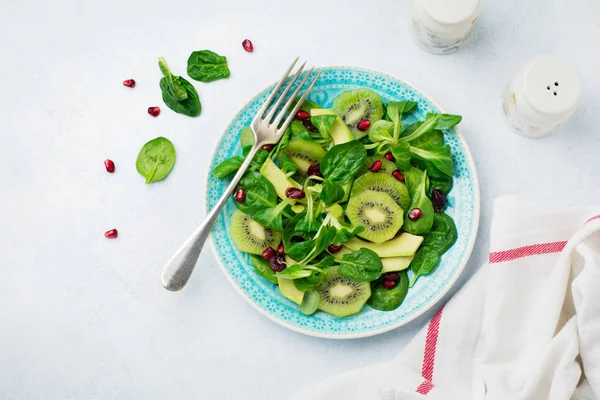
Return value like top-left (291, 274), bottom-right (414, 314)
top-left (208, 66), bottom-right (480, 339)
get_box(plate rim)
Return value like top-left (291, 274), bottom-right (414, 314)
top-left (207, 64), bottom-right (481, 339)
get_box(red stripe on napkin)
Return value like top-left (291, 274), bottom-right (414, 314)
top-left (415, 306), bottom-right (444, 395)
top-left (488, 241), bottom-right (567, 264)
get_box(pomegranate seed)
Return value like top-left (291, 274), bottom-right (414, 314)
top-left (392, 170), bottom-right (404, 182)
top-left (262, 144), bottom-right (274, 151)
top-left (269, 255), bottom-right (286, 272)
top-left (302, 119), bottom-right (318, 132)
top-left (262, 247), bottom-right (277, 260)
top-left (285, 187), bottom-right (306, 199)
top-left (234, 189), bottom-right (246, 202)
top-left (385, 153), bottom-right (396, 162)
top-left (327, 244), bottom-right (343, 254)
top-left (290, 236), bottom-right (305, 243)
top-left (382, 279), bottom-right (396, 289)
top-left (408, 208), bottom-right (423, 221)
top-left (104, 229), bottom-right (118, 239)
top-left (384, 272), bottom-right (400, 282)
top-left (357, 120), bottom-right (371, 132)
top-left (242, 39), bottom-right (254, 53)
top-left (148, 106), bottom-right (160, 117)
top-left (278, 244), bottom-right (285, 255)
top-left (431, 189), bottom-right (447, 212)
top-left (123, 79), bottom-right (136, 88)
top-left (370, 160), bottom-right (382, 173)
top-left (104, 159), bottom-right (115, 173)
top-left (307, 163), bottom-right (322, 178)
top-left (295, 110), bottom-right (310, 121)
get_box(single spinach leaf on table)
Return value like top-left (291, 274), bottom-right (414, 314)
top-left (410, 144), bottom-right (453, 177)
top-left (213, 156), bottom-right (244, 179)
top-left (409, 244), bottom-right (440, 287)
top-left (136, 137), bottom-right (176, 184)
top-left (159, 76), bottom-right (201, 117)
top-left (250, 255), bottom-right (278, 284)
top-left (368, 270), bottom-right (409, 311)
top-left (403, 170), bottom-right (435, 235)
top-left (423, 212), bottom-right (457, 255)
top-left (186, 50), bottom-right (230, 82)
top-left (337, 248), bottom-right (383, 282)
top-left (234, 171), bottom-right (278, 215)
top-left (158, 57), bottom-right (188, 101)
top-left (299, 289), bottom-right (320, 315)
top-left (320, 141), bottom-right (367, 184)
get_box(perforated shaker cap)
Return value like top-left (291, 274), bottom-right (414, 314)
top-left (422, 0), bottom-right (479, 25)
top-left (522, 56), bottom-right (581, 116)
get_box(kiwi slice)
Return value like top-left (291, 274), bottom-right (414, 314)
top-left (282, 138), bottom-right (326, 175)
top-left (357, 155), bottom-right (397, 177)
top-left (345, 190), bottom-right (404, 244)
top-left (351, 172), bottom-right (410, 211)
top-left (230, 210), bottom-right (281, 254)
top-left (332, 89), bottom-right (384, 139)
top-left (317, 266), bottom-right (371, 318)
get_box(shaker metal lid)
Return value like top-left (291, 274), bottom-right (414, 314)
top-left (522, 56), bottom-right (581, 115)
top-left (422, 0), bottom-right (480, 25)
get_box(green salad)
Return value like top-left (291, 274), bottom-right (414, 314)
top-left (214, 88), bottom-right (461, 318)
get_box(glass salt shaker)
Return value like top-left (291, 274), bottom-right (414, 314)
top-left (412, 0), bottom-right (481, 54)
top-left (502, 56), bottom-right (581, 138)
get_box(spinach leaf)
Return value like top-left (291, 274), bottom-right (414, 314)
top-left (312, 254), bottom-right (336, 268)
top-left (399, 113), bottom-right (461, 143)
top-left (368, 271), bottom-right (409, 311)
top-left (367, 120), bottom-right (394, 143)
top-left (279, 156), bottom-right (298, 177)
top-left (250, 255), bottom-right (278, 284)
top-left (253, 200), bottom-right (290, 232)
top-left (213, 156), bottom-right (244, 179)
top-left (294, 269), bottom-right (327, 292)
top-left (390, 142), bottom-right (411, 171)
top-left (290, 130), bottom-right (312, 141)
top-left (286, 240), bottom-right (315, 261)
top-left (403, 167), bottom-right (428, 198)
top-left (337, 248), bottom-right (383, 282)
top-left (159, 76), bottom-right (201, 117)
top-left (427, 112), bottom-right (463, 130)
top-left (409, 128), bottom-right (444, 150)
top-left (135, 137), bottom-right (176, 184)
top-left (276, 264), bottom-right (313, 279)
top-left (428, 176), bottom-right (453, 196)
top-left (310, 114), bottom-right (336, 141)
top-left (296, 193), bottom-right (321, 233)
top-left (320, 141), bottom-right (367, 184)
top-left (403, 170), bottom-right (435, 235)
top-left (299, 289), bottom-right (320, 315)
top-left (320, 180), bottom-right (345, 205)
top-left (409, 244), bottom-right (440, 287)
top-left (234, 171), bottom-right (277, 215)
top-left (186, 50), bottom-right (230, 82)
top-left (271, 127), bottom-right (291, 159)
top-left (411, 158), bottom-right (447, 179)
top-left (158, 57), bottom-right (188, 101)
top-left (334, 225), bottom-right (364, 245)
top-left (386, 101), bottom-right (417, 140)
top-left (423, 212), bottom-right (457, 254)
top-left (410, 144), bottom-right (453, 177)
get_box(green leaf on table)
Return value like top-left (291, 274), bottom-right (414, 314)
top-left (186, 50), bottom-right (230, 82)
top-left (158, 57), bottom-right (201, 117)
top-left (158, 57), bottom-right (188, 101)
top-left (337, 248), bottom-right (383, 282)
top-left (135, 137), bottom-right (176, 184)
top-left (250, 255), bottom-right (278, 284)
top-left (368, 270), bottom-right (409, 311)
top-left (213, 156), bottom-right (244, 179)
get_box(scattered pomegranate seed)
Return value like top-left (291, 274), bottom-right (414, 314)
top-left (262, 247), bottom-right (277, 260)
top-left (123, 79), bottom-right (136, 88)
top-left (295, 110), bottom-right (310, 121)
top-left (242, 39), bottom-right (254, 53)
top-left (385, 153), bottom-right (396, 162)
top-left (392, 170), bottom-right (404, 182)
top-left (234, 189), bottom-right (246, 202)
top-left (104, 229), bottom-right (118, 239)
top-left (307, 163), bottom-right (322, 178)
top-left (357, 120), bottom-right (371, 132)
top-left (269, 255), bottom-right (286, 272)
top-left (384, 272), bottom-right (400, 282)
top-left (431, 189), bottom-right (447, 212)
top-left (302, 119), bottom-right (318, 132)
top-left (327, 244), bottom-right (343, 254)
top-left (285, 187), bottom-right (306, 199)
top-left (382, 279), bottom-right (396, 289)
top-left (104, 159), bottom-right (115, 173)
top-left (262, 144), bottom-right (274, 151)
top-left (370, 160), bottom-right (383, 173)
top-left (278, 244), bottom-right (285, 255)
top-left (148, 106), bottom-right (160, 117)
top-left (408, 208), bottom-right (423, 221)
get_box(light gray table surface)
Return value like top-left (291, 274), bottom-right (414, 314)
top-left (2, 0), bottom-right (600, 398)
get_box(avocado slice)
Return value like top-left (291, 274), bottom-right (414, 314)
top-left (278, 277), bottom-right (304, 305)
top-left (344, 233), bottom-right (424, 258)
top-left (260, 158), bottom-right (302, 202)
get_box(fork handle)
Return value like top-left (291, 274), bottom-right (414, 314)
top-left (161, 144), bottom-right (261, 291)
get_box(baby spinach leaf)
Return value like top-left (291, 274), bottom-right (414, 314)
top-left (320, 180), bottom-right (345, 205)
top-left (368, 271), bottom-right (409, 311)
top-left (367, 120), bottom-right (394, 143)
top-left (294, 269), bottom-right (327, 292)
top-left (409, 244), bottom-right (440, 287)
top-left (250, 255), bottom-right (278, 284)
top-left (390, 142), bottom-right (411, 171)
top-left (310, 114), bottom-right (336, 141)
top-left (334, 225), bottom-right (364, 245)
top-left (423, 212), bottom-right (457, 255)
top-left (386, 100), bottom-right (417, 140)
top-left (409, 128), bottom-right (444, 150)
top-left (159, 76), bottom-right (201, 117)
top-left (426, 112), bottom-right (462, 130)
top-left (399, 113), bottom-right (461, 143)
top-left (135, 137), bottom-right (176, 184)
top-left (213, 156), bottom-right (244, 179)
top-left (186, 50), bottom-right (230, 82)
top-left (234, 171), bottom-right (277, 215)
top-left (312, 254), bottom-right (336, 268)
top-left (290, 130), bottom-right (312, 141)
top-left (299, 289), bottom-right (320, 315)
top-left (403, 167), bottom-right (428, 198)
top-left (410, 145), bottom-right (453, 177)
top-left (276, 264), bottom-right (313, 279)
top-left (253, 200), bottom-right (290, 232)
top-left (320, 141), bottom-right (367, 184)
top-left (286, 240), bottom-right (315, 262)
top-left (337, 248), bottom-right (383, 282)
top-left (411, 159), bottom-right (447, 179)
top-left (296, 194), bottom-right (321, 233)
top-left (403, 170), bottom-right (435, 235)
top-left (158, 57), bottom-right (188, 101)
top-left (428, 176), bottom-right (453, 196)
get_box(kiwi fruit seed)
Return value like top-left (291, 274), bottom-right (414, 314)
top-left (282, 138), bottom-right (326, 175)
top-left (230, 210), bottom-right (281, 255)
top-left (317, 266), bottom-right (371, 318)
top-left (357, 155), bottom-right (397, 177)
top-left (351, 172), bottom-right (410, 211)
top-left (332, 88), bottom-right (384, 139)
top-left (345, 190), bottom-right (404, 244)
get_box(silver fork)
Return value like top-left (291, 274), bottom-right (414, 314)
top-left (161, 58), bottom-right (321, 291)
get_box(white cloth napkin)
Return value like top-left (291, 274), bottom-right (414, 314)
top-left (293, 196), bottom-right (600, 400)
